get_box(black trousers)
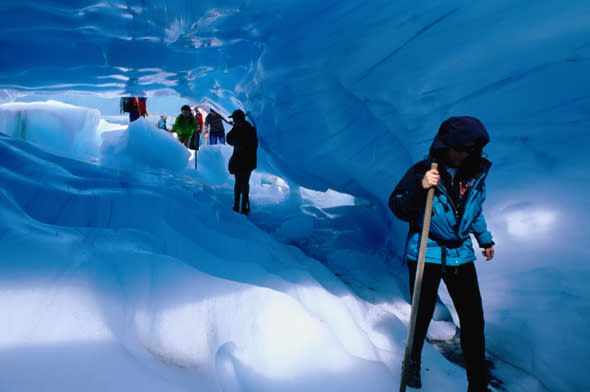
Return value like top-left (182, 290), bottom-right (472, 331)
top-left (408, 260), bottom-right (487, 388)
top-left (234, 169), bottom-right (253, 210)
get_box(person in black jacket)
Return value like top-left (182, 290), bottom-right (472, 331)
top-left (227, 109), bottom-right (258, 215)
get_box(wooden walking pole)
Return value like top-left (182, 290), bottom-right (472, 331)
top-left (399, 162), bottom-right (438, 392)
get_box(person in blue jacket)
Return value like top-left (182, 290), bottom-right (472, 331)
top-left (389, 116), bottom-right (495, 392)
top-left (156, 115), bottom-right (170, 132)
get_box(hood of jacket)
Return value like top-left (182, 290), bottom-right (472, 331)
top-left (429, 116), bottom-right (490, 154)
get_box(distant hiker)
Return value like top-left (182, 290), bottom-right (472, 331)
top-left (205, 108), bottom-right (231, 145)
top-left (193, 106), bottom-right (204, 137)
top-left (156, 115), bottom-right (170, 132)
top-left (138, 97), bottom-right (148, 118)
top-left (189, 106), bottom-right (204, 150)
top-left (172, 105), bottom-right (198, 147)
top-left (128, 97), bottom-right (140, 122)
top-left (188, 109), bottom-right (203, 169)
top-left (227, 109), bottom-right (258, 215)
top-left (389, 116), bottom-right (495, 392)
top-left (121, 96), bottom-right (147, 122)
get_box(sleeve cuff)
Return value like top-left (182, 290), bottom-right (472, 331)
top-left (479, 241), bottom-right (495, 249)
top-left (475, 231), bottom-right (494, 248)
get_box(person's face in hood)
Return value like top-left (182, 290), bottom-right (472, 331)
top-left (445, 143), bottom-right (477, 168)
top-left (430, 116), bottom-right (489, 167)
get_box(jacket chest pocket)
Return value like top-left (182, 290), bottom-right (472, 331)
top-left (461, 190), bottom-right (484, 226)
top-left (432, 195), bottom-right (456, 224)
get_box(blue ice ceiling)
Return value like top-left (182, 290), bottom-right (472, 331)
top-left (1, 1), bottom-right (589, 206)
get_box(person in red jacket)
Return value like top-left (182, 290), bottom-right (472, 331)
top-left (193, 106), bottom-right (204, 135)
top-left (127, 97), bottom-right (147, 122)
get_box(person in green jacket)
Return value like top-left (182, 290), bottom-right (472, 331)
top-left (172, 105), bottom-right (198, 147)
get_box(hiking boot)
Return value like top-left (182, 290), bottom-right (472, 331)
top-left (233, 193), bottom-right (241, 213)
top-left (404, 359), bottom-right (421, 389)
top-left (241, 200), bottom-right (250, 216)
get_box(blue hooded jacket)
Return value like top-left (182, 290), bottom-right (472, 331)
top-left (389, 116), bottom-right (494, 266)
